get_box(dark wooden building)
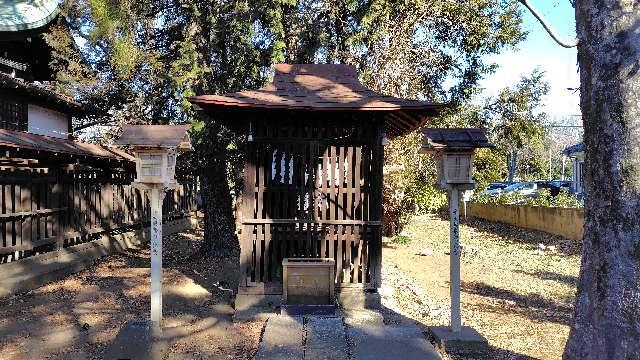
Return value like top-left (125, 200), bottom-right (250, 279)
top-left (190, 64), bottom-right (442, 300)
top-left (1, 0), bottom-right (88, 139)
top-left (0, 0), bottom-right (63, 81)
top-left (0, 1), bottom-right (197, 296)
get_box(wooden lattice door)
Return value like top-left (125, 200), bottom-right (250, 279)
top-left (240, 135), bottom-right (382, 289)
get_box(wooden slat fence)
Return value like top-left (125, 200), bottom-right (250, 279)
top-left (0, 167), bottom-right (196, 263)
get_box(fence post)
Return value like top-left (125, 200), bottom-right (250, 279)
top-left (52, 179), bottom-right (64, 251)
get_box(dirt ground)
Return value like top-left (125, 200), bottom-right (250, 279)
top-left (380, 214), bottom-right (580, 360)
top-left (0, 214), bottom-right (580, 360)
top-left (0, 224), bottom-right (263, 360)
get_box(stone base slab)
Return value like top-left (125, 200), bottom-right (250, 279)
top-left (281, 304), bottom-right (336, 316)
top-left (337, 289), bottom-right (381, 310)
top-left (104, 320), bottom-right (167, 360)
top-left (428, 326), bottom-right (488, 353)
top-left (234, 287), bottom-right (381, 321)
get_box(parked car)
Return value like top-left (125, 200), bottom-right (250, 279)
top-left (536, 180), bottom-right (572, 196)
top-left (481, 181), bottom-right (538, 197)
top-left (488, 182), bottom-right (510, 190)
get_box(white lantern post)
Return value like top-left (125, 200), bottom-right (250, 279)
top-left (420, 128), bottom-right (492, 343)
top-left (115, 125), bottom-right (191, 328)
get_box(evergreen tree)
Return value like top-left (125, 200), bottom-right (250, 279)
top-left (46, 0), bottom-right (526, 253)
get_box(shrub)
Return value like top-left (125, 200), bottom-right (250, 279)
top-left (472, 188), bottom-right (582, 208)
top-left (392, 235), bottom-right (411, 245)
top-left (383, 131), bottom-right (446, 236)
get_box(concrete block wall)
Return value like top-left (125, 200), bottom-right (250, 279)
top-left (467, 203), bottom-right (584, 241)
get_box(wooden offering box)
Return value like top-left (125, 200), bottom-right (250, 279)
top-left (283, 258), bottom-right (335, 305)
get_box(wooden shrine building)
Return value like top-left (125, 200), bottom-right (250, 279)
top-left (190, 64), bottom-right (442, 305)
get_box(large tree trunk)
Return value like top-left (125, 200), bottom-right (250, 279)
top-left (201, 159), bottom-right (237, 254)
top-left (196, 119), bottom-right (239, 256)
top-left (564, 1), bottom-right (640, 358)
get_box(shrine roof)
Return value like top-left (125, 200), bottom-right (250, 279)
top-left (189, 64), bottom-right (444, 137)
top-left (0, 128), bottom-right (135, 162)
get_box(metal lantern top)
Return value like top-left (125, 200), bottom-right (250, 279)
top-left (419, 128), bottom-right (493, 154)
top-left (419, 128), bottom-right (493, 189)
top-left (115, 125), bottom-right (192, 151)
top-left (115, 125), bottom-right (192, 185)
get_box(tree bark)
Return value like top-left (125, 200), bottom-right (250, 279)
top-left (564, 1), bottom-right (640, 358)
top-left (197, 119), bottom-right (239, 256)
top-left (201, 158), bottom-right (237, 254)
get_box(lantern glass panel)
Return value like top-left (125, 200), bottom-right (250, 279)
top-left (166, 152), bottom-right (177, 182)
top-left (444, 153), bottom-right (472, 183)
top-left (140, 153), bottom-right (163, 179)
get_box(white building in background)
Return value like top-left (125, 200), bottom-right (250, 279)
top-left (564, 143), bottom-right (585, 195)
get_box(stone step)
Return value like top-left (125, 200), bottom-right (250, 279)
top-left (254, 316), bottom-right (304, 360)
top-left (304, 317), bottom-right (347, 360)
top-left (347, 322), bottom-right (440, 360)
top-left (254, 313), bottom-right (438, 360)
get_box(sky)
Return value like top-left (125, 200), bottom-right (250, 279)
top-left (478, 0), bottom-right (580, 122)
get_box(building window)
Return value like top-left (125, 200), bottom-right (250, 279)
top-left (0, 98), bottom-right (27, 131)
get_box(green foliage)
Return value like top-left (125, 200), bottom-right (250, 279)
top-left (356, 0), bottom-right (525, 104)
top-left (485, 69), bottom-right (550, 181)
top-left (473, 188), bottom-right (582, 208)
top-left (383, 131), bottom-right (447, 235)
top-left (473, 148), bottom-right (507, 191)
top-left (392, 235), bottom-right (411, 245)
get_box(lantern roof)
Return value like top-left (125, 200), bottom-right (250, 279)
top-left (115, 125), bottom-right (192, 152)
top-left (420, 128), bottom-right (493, 153)
top-left (188, 64), bottom-right (444, 137)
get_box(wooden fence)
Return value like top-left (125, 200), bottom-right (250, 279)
top-left (0, 166), bottom-right (196, 264)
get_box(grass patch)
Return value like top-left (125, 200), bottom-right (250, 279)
top-left (392, 235), bottom-right (411, 245)
top-left (382, 214), bottom-right (581, 360)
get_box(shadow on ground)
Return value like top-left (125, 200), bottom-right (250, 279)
top-left (459, 216), bottom-right (582, 256)
top-left (0, 222), bottom-right (262, 360)
top-left (514, 269), bottom-right (577, 287)
top-left (378, 303), bottom-right (540, 360)
top-left (462, 281), bottom-right (573, 326)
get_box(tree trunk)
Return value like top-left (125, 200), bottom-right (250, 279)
top-left (564, 1), bottom-right (640, 358)
top-left (197, 119), bottom-right (239, 256)
top-left (201, 159), bottom-right (237, 254)
top-left (507, 151), bottom-right (517, 182)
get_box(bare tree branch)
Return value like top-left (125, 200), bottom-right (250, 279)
top-left (73, 118), bottom-right (115, 132)
top-left (518, 0), bottom-right (578, 48)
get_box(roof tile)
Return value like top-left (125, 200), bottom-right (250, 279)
top-left (0, 128), bottom-right (135, 161)
top-left (189, 64), bottom-right (444, 137)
